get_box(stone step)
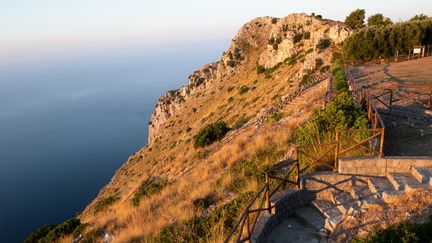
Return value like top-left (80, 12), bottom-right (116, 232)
top-left (387, 173), bottom-right (427, 191)
top-left (293, 206), bottom-right (326, 233)
top-left (350, 184), bottom-right (380, 207)
top-left (250, 211), bottom-right (272, 242)
top-left (266, 217), bottom-right (320, 243)
top-left (332, 191), bottom-right (357, 215)
top-left (367, 177), bottom-right (395, 195)
top-left (312, 200), bottom-right (343, 232)
top-left (411, 167), bottom-right (432, 185)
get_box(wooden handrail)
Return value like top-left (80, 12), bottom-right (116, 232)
top-left (224, 160), bottom-right (300, 243)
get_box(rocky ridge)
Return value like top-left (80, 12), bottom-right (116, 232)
top-left (148, 13), bottom-right (350, 144)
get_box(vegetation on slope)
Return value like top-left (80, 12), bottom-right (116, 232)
top-left (24, 218), bottom-right (82, 243)
top-left (295, 52), bottom-right (367, 170)
top-left (194, 120), bottom-right (230, 148)
top-left (353, 217), bottom-right (432, 243)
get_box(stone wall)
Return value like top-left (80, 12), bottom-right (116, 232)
top-left (252, 189), bottom-right (315, 243)
top-left (338, 156), bottom-right (432, 176)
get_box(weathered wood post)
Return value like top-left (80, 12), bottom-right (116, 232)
top-left (265, 173), bottom-right (271, 213)
top-left (334, 131), bottom-right (340, 169)
top-left (296, 162), bottom-right (300, 188)
top-left (373, 114), bottom-right (378, 129)
top-left (245, 213), bottom-right (251, 242)
top-left (367, 100), bottom-right (372, 120)
top-left (379, 127), bottom-right (385, 158)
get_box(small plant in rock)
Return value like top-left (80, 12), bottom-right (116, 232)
top-left (271, 112), bottom-right (284, 122)
top-left (233, 117), bottom-right (249, 129)
top-left (257, 65), bottom-right (266, 74)
top-left (293, 32), bottom-right (303, 43)
top-left (316, 38), bottom-right (331, 50)
top-left (238, 86), bottom-right (250, 95)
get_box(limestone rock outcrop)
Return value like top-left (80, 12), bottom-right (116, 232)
top-left (148, 13), bottom-right (351, 144)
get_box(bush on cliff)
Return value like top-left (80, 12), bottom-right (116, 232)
top-left (132, 178), bottom-right (168, 206)
top-left (353, 217), bottom-right (432, 243)
top-left (25, 218), bottom-right (81, 243)
top-left (194, 120), bottom-right (230, 148)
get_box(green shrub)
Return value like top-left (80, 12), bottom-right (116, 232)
top-left (194, 121), bottom-right (230, 148)
top-left (343, 19), bottom-right (432, 62)
top-left (345, 9), bottom-right (365, 30)
top-left (301, 74), bottom-right (311, 86)
top-left (24, 225), bottom-right (56, 243)
top-left (193, 192), bottom-right (217, 209)
top-left (293, 32), bottom-right (303, 43)
top-left (156, 193), bottom-right (252, 242)
top-left (316, 38), bottom-right (331, 50)
top-left (257, 65), bottom-right (266, 74)
top-left (132, 178), bottom-right (168, 206)
top-left (25, 219), bottom-right (81, 243)
top-left (333, 68), bottom-right (349, 91)
top-left (271, 112), bottom-right (284, 122)
top-left (315, 58), bottom-right (324, 68)
top-left (296, 92), bottom-right (367, 145)
top-left (353, 218), bottom-right (432, 243)
top-left (233, 117), bottom-right (249, 129)
top-left (93, 196), bottom-right (118, 214)
top-left (238, 86), bottom-right (250, 95)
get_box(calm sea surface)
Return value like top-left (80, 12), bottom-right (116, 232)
top-left (0, 40), bottom-right (228, 242)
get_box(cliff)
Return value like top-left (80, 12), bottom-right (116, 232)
top-left (78, 13), bottom-right (351, 242)
top-left (148, 13), bottom-right (350, 144)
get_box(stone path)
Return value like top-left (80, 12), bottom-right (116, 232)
top-left (266, 166), bottom-right (432, 242)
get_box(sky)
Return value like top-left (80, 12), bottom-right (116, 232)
top-left (1, 0), bottom-right (431, 58)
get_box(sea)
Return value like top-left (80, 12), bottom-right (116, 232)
top-left (0, 39), bottom-right (229, 242)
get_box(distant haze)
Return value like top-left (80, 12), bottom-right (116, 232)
top-left (1, 0), bottom-right (432, 58)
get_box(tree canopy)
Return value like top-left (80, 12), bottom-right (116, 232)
top-left (368, 13), bottom-right (392, 27)
top-left (345, 9), bottom-right (366, 30)
top-left (343, 19), bottom-right (432, 62)
top-left (410, 14), bottom-right (431, 22)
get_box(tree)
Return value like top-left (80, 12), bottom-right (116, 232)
top-left (345, 9), bottom-right (366, 30)
top-left (368, 13), bottom-right (392, 27)
top-left (410, 14), bottom-right (430, 22)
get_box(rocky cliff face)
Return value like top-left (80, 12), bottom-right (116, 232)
top-left (148, 13), bottom-right (350, 144)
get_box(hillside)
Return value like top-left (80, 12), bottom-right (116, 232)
top-left (71, 13), bottom-right (351, 242)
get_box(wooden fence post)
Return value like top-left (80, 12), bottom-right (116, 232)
top-left (368, 100), bottom-right (372, 120)
top-left (265, 173), bottom-right (271, 213)
top-left (379, 128), bottom-right (385, 158)
top-left (334, 131), bottom-right (340, 170)
top-left (296, 162), bottom-right (300, 188)
top-left (373, 114), bottom-right (378, 129)
top-left (245, 213), bottom-right (251, 242)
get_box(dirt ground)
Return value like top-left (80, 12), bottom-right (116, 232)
top-left (352, 57), bottom-right (432, 156)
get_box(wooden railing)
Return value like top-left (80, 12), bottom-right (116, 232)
top-left (224, 159), bottom-right (300, 243)
top-left (295, 143), bottom-right (337, 171)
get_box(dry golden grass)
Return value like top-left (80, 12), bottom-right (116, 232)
top-left (76, 80), bottom-right (327, 242)
top-left (74, 21), bottom-right (334, 241)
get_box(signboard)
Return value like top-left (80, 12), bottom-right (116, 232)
top-left (414, 48), bottom-right (422, 54)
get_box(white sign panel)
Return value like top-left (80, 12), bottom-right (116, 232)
top-left (414, 48), bottom-right (422, 54)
